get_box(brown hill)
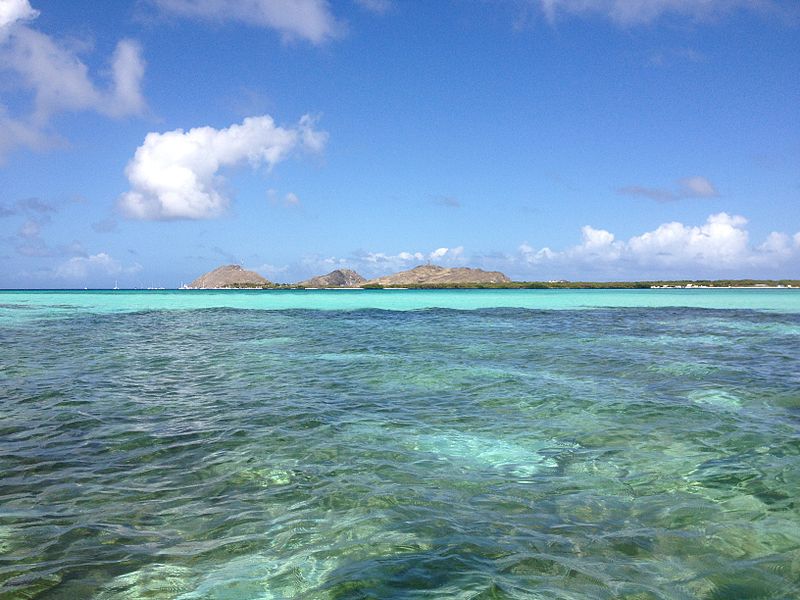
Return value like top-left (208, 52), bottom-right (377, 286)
top-left (365, 265), bottom-right (510, 287)
top-left (188, 264), bottom-right (270, 288)
top-left (296, 269), bottom-right (366, 288)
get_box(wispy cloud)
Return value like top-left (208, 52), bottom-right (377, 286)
top-left (268, 189), bottom-right (302, 208)
top-left (119, 114), bottom-right (327, 220)
top-left (0, 0), bottom-right (146, 161)
top-left (678, 176), bottom-right (718, 198)
top-left (617, 176), bottom-right (719, 203)
top-left (616, 185), bottom-right (676, 203)
top-left (354, 0), bottom-right (393, 15)
top-left (252, 262), bottom-right (289, 280)
top-left (649, 47), bottom-right (707, 67)
top-left (54, 252), bottom-right (142, 280)
top-left (14, 216), bottom-right (50, 256)
top-left (433, 195), bottom-right (461, 208)
top-left (529, 0), bottom-right (787, 26)
top-left (0, 196), bottom-right (58, 256)
top-left (205, 245), bottom-right (240, 265)
top-left (151, 0), bottom-right (345, 44)
top-left (91, 217), bottom-right (118, 233)
top-left (0, 197), bottom-right (57, 217)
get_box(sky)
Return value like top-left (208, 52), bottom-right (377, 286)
top-left (0, 0), bottom-right (798, 287)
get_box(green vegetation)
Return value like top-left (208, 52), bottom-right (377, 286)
top-left (360, 279), bottom-right (800, 290)
top-left (219, 279), bottom-right (800, 290)
top-left (220, 282), bottom-right (295, 289)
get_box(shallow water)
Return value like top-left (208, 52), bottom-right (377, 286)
top-left (1, 291), bottom-right (799, 599)
top-left (0, 287), bottom-right (799, 322)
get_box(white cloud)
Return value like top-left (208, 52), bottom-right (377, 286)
top-left (55, 252), bottom-right (141, 280)
top-left (7, 29), bottom-right (146, 121)
top-left (0, 1), bottom-right (146, 160)
top-left (356, 246), bottom-right (465, 273)
top-left (518, 243), bottom-right (556, 263)
top-left (522, 225), bottom-right (624, 264)
top-left (268, 189), bottom-right (302, 207)
top-left (626, 213), bottom-right (748, 268)
top-left (297, 246), bottom-right (467, 279)
top-left (534, 0), bottom-right (773, 25)
top-left (107, 40), bottom-right (147, 117)
top-left (757, 232), bottom-right (793, 259)
top-left (119, 114), bottom-right (327, 220)
top-left (578, 226), bottom-right (619, 254)
top-left (153, 0), bottom-right (343, 44)
top-left (0, 106), bottom-right (53, 156)
top-left (0, 0), bottom-right (37, 31)
top-left (361, 246), bottom-right (464, 267)
top-left (518, 213), bottom-right (800, 277)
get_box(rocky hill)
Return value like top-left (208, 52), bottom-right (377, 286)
top-left (188, 265), bottom-right (270, 288)
top-left (296, 269), bottom-right (366, 288)
top-left (365, 265), bottom-right (510, 287)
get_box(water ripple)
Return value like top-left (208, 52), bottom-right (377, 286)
top-left (1, 307), bottom-right (799, 598)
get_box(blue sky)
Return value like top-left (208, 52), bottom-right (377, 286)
top-left (1, 0), bottom-right (798, 287)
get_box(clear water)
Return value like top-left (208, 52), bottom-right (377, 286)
top-left (1, 288), bottom-right (800, 321)
top-left (1, 290), bottom-right (799, 599)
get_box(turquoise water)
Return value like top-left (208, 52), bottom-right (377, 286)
top-left (0, 289), bottom-right (799, 321)
top-left (1, 290), bottom-right (799, 599)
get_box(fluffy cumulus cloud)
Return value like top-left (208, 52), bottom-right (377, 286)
top-left (54, 252), bottom-right (142, 281)
top-left (0, 0), bottom-right (145, 160)
top-left (356, 246), bottom-right (465, 271)
top-left (153, 0), bottom-right (343, 44)
top-left (119, 114), bottom-right (327, 220)
top-left (0, 0), bottom-right (36, 30)
top-left (517, 213), bottom-right (800, 278)
top-left (533, 0), bottom-right (778, 25)
top-left (626, 213), bottom-right (749, 268)
top-left (298, 246), bottom-right (466, 279)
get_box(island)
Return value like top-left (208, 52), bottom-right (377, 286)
top-left (187, 264), bottom-right (271, 289)
top-left (183, 264), bottom-right (799, 290)
top-left (363, 265), bottom-right (510, 287)
top-left (296, 269), bottom-right (366, 288)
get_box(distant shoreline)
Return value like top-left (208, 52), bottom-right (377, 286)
top-left (3, 281), bottom-right (798, 292)
top-left (178, 279), bottom-right (799, 291)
